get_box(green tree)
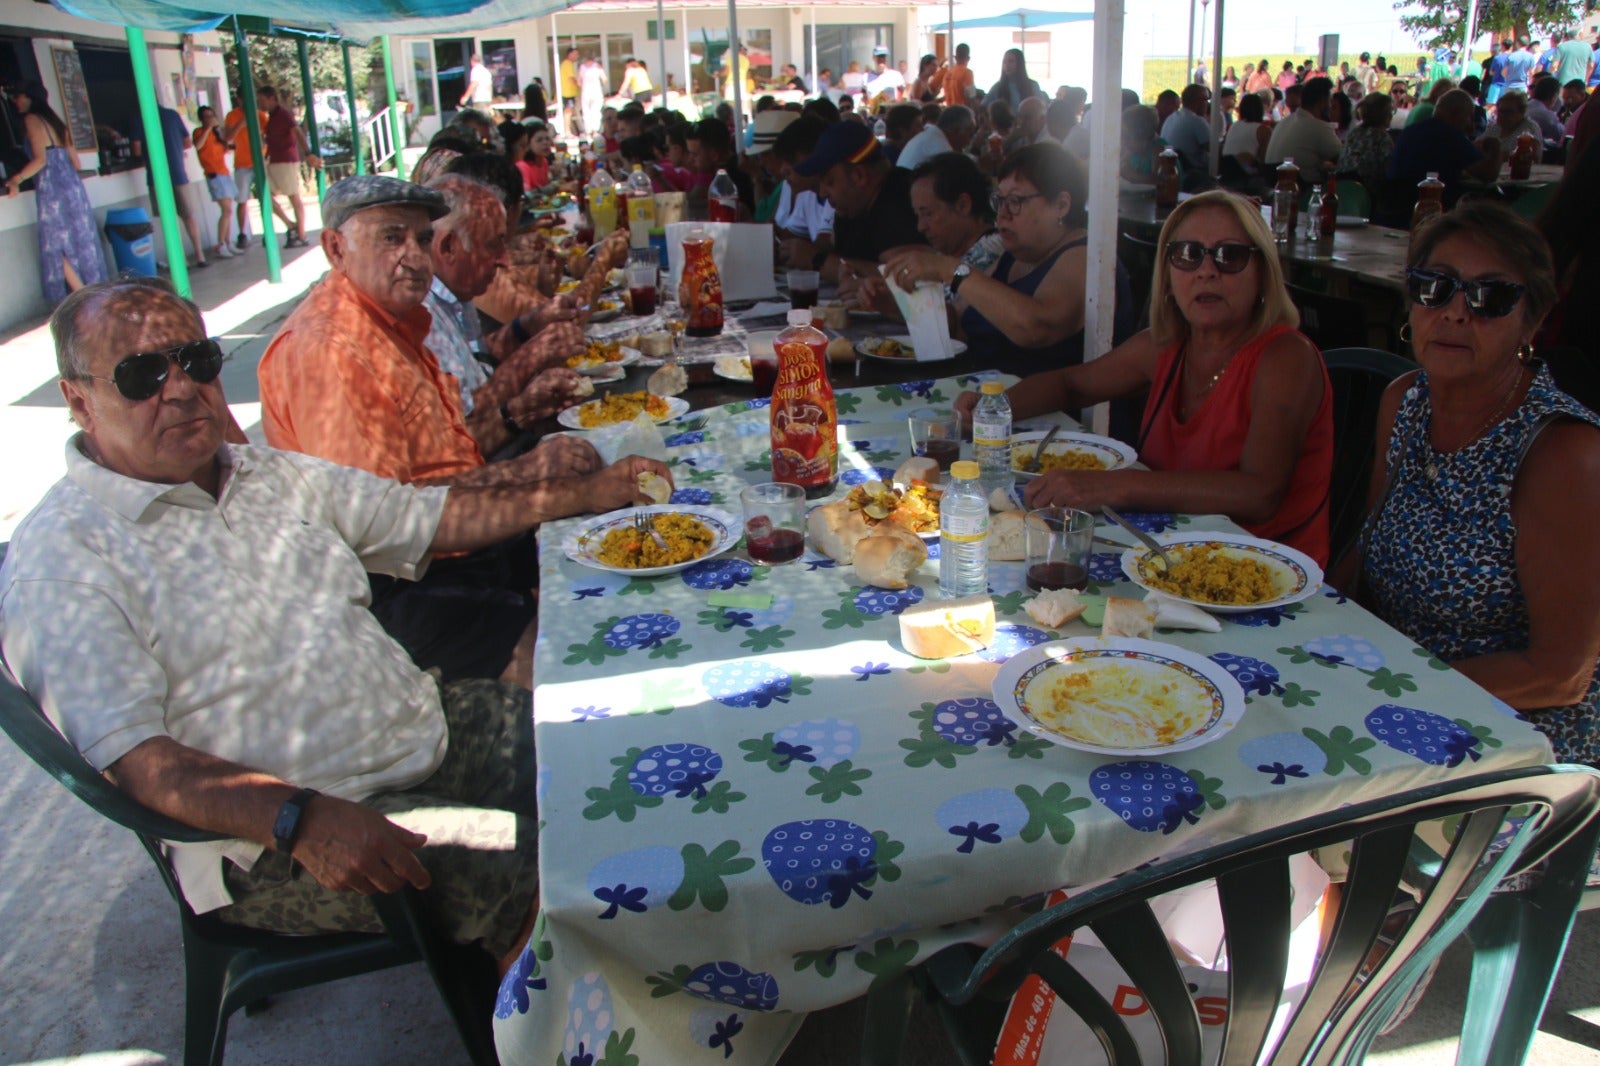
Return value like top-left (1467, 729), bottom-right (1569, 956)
top-left (1394, 0), bottom-right (1588, 51)
top-left (222, 37), bottom-right (374, 111)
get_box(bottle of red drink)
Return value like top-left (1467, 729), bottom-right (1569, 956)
top-left (770, 310), bottom-right (838, 499)
top-left (679, 229), bottom-right (724, 337)
top-left (708, 169), bottom-right (739, 222)
top-left (1318, 175), bottom-right (1339, 237)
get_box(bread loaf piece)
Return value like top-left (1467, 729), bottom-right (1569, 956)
top-left (1102, 596), bottom-right (1155, 639)
top-left (893, 456), bottom-right (940, 489)
top-left (826, 337), bottom-right (856, 364)
top-left (988, 509), bottom-right (1045, 562)
top-left (853, 527), bottom-right (929, 589)
top-left (636, 471), bottom-right (673, 505)
top-left (898, 594), bottom-right (996, 658)
top-left (806, 500), bottom-right (874, 563)
top-left (647, 363), bottom-right (688, 397)
top-left (1024, 588), bottom-right (1086, 628)
top-left (572, 376), bottom-right (596, 398)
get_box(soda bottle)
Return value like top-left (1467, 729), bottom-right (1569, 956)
top-left (1411, 172), bottom-right (1445, 232)
top-left (1306, 185), bottom-right (1325, 241)
top-left (939, 461), bottom-right (990, 598)
top-left (1509, 133), bottom-right (1535, 179)
top-left (769, 309), bottom-right (838, 499)
top-left (626, 165), bottom-right (657, 247)
top-left (587, 165), bottom-right (617, 238)
top-left (1318, 175), bottom-right (1339, 237)
top-left (708, 169), bottom-right (739, 222)
top-left (972, 382), bottom-right (1012, 491)
top-left (1154, 147), bottom-right (1180, 207)
top-left (873, 115), bottom-right (887, 139)
top-left (1271, 160), bottom-right (1300, 243)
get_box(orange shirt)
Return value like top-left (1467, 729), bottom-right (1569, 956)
top-left (936, 63), bottom-right (975, 104)
top-left (193, 126), bottom-right (229, 177)
top-left (223, 108), bottom-right (269, 169)
top-left (259, 270), bottom-right (484, 484)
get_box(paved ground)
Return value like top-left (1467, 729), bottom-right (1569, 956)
top-left (1, 212), bottom-right (1598, 1065)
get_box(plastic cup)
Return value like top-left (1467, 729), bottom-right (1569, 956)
top-left (787, 269), bottom-right (820, 310)
top-left (907, 408), bottom-right (961, 472)
top-left (626, 248), bottom-right (659, 316)
top-left (742, 482), bottom-right (806, 564)
top-left (1024, 507), bottom-right (1094, 592)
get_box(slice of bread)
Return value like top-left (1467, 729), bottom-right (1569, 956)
top-left (898, 593), bottom-right (996, 658)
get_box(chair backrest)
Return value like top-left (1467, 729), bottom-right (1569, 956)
top-left (1117, 232), bottom-right (1159, 332)
top-left (939, 764), bottom-right (1600, 1066)
top-left (1289, 286), bottom-right (1372, 351)
top-left (1321, 346), bottom-right (1417, 567)
top-left (1334, 179), bottom-right (1372, 219)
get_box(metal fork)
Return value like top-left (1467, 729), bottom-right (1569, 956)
top-left (677, 411), bottom-right (711, 433)
top-left (634, 511), bottom-right (669, 552)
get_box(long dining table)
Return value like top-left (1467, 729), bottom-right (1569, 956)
top-left (490, 348), bottom-right (1555, 1065)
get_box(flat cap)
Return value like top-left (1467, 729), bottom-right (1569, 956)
top-left (321, 175), bottom-right (449, 232)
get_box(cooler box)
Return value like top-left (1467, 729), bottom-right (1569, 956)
top-left (105, 207), bottom-right (156, 278)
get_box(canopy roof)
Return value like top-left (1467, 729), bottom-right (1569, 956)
top-left (949, 7), bottom-right (1093, 31)
top-left (50, 0), bottom-right (574, 40)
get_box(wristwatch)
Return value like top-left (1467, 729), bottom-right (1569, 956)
top-left (949, 262), bottom-right (973, 294)
top-left (271, 788), bottom-right (319, 854)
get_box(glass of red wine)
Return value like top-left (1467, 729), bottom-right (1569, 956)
top-left (907, 408), bottom-right (962, 473)
top-left (1025, 506), bottom-right (1095, 592)
top-left (741, 482), bottom-right (807, 565)
top-left (625, 248), bottom-right (659, 318)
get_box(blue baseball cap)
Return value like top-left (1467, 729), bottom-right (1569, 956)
top-left (794, 120), bottom-right (883, 177)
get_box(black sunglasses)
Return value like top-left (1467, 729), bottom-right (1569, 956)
top-left (1166, 240), bottom-right (1261, 273)
top-left (88, 338), bottom-right (226, 401)
top-left (1405, 268), bottom-right (1526, 319)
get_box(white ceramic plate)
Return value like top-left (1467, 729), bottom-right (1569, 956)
top-left (562, 505), bottom-right (740, 577)
top-left (1009, 431), bottom-right (1138, 479)
top-left (854, 335), bottom-right (970, 363)
top-left (589, 298), bottom-right (627, 323)
top-left (713, 356), bottom-right (753, 382)
top-left (570, 346), bottom-right (641, 376)
top-left (1118, 531), bottom-right (1324, 614)
top-left (557, 394), bottom-right (691, 430)
top-left (993, 637), bottom-right (1246, 756)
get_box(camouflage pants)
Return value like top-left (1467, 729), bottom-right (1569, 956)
top-left (216, 678), bottom-right (539, 956)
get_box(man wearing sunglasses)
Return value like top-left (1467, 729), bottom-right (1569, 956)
top-left (0, 277), bottom-right (669, 977)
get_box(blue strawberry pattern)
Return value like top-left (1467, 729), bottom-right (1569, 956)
top-left (671, 487), bottom-right (716, 506)
top-left (703, 661), bottom-right (797, 708)
top-left (773, 718), bottom-right (861, 768)
top-left (937, 788), bottom-right (1029, 852)
top-left (1301, 635), bottom-right (1387, 671)
top-left (587, 846), bottom-right (686, 918)
top-left (854, 585), bottom-right (925, 614)
top-left (664, 430), bottom-right (707, 447)
top-left (1237, 733), bottom-right (1328, 784)
top-left (976, 624), bottom-right (1053, 664)
top-left (930, 698), bottom-right (1018, 747)
top-left (763, 819), bottom-right (878, 907)
top-left (1090, 761), bottom-right (1207, 834)
top-left (562, 973), bottom-right (616, 1064)
top-left (1120, 512), bottom-right (1176, 533)
top-left (1230, 606), bottom-right (1298, 627)
top-left (683, 558), bottom-right (755, 591)
top-left (627, 743), bottom-right (724, 798)
top-left (840, 466), bottom-right (899, 486)
top-left (604, 613), bottom-right (680, 650)
top-left (1209, 652), bottom-right (1285, 697)
top-left (683, 962), bottom-right (780, 1011)
top-left (1088, 551), bottom-right (1127, 584)
top-left (1365, 705), bottom-right (1483, 767)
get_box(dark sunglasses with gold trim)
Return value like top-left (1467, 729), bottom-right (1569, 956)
top-left (85, 338), bottom-right (227, 401)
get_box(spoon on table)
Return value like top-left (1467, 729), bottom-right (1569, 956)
top-left (1100, 505), bottom-right (1174, 572)
top-left (1023, 425), bottom-right (1062, 473)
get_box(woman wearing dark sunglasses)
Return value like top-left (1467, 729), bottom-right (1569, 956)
top-left (956, 190), bottom-right (1333, 564)
top-left (1342, 201), bottom-right (1600, 766)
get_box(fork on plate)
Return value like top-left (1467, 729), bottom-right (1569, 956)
top-left (634, 511), bottom-right (669, 552)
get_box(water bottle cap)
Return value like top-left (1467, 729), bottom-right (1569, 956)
top-left (786, 309), bottom-right (814, 326)
top-left (980, 382), bottom-right (1006, 395)
top-left (950, 460), bottom-right (981, 479)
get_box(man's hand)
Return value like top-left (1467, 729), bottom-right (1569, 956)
top-left (518, 293), bottom-right (582, 337)
top-left (587, 456), bottom-right (675, 512)
top-left (290, 794), bottom-right (431, 895)
top-left (953, 388), bottom-right (981, 430)
top-left (307, 155), bottom-right (324, 171)
top-left (510, 367), bottom-right (590, 423)
top-left (510, 434), bottom-right (604, 480)
top-left (520, 320), bottom-right (587, 372)
top-left (597, 230), bottom-right (630, 271)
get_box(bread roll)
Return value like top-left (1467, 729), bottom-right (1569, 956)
top-left (1102, 596), bottom-right (1155, 639)
top-left (806, 500), bottom-right (874, 563)
top-left (826, 337), bottom-right (856, 364)
top-left (572, 376), bottom-right (596, 398)
top-left (853, 529), bottom-right (928, 589)
top-left (636, 471), bottom-right (672, 505)
top-left (893, 456), bottom-right (940, 489)
top-left (647, 363), bottom-right (688, 397)
top-left (988, 510), bottom-right (1045, 562)
top-left (989, 484), bottom-right (1023, 512)
top-left (1024, 588), bottom-right (1086, 628)
top-left (898, 594), bottom-right (996, 658)
top-left (639, 332), bottom-right (673, 358)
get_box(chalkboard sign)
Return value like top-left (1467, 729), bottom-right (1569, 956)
top-left (50, 47), bottom-right (97, 156)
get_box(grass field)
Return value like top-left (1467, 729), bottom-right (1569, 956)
top-left (1141, 52), bottom-right (1432, 102)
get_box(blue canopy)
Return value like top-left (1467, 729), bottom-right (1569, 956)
top-left (51, 0), bottom-right (575, 39)
top-left (950, 7), bottom-right (1093, 31)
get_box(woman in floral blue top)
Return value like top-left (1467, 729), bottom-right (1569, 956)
top-left (1344, 202), bottom-right (1600, 765)
top-left (1337, 92), bottom-right (1395, 192)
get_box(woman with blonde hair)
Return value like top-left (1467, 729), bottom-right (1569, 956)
top-left (955, 190), bottom-right (1334, 562)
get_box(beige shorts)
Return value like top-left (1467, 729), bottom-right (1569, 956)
top-left (266, 161), bottom-right (303, 197)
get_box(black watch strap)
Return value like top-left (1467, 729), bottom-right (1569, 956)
top-left (271, 788), bottom-right (319, 854)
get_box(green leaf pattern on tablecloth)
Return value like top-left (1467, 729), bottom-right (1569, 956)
top-left (793, 945), bottom-right (851, 978)
top-left (668, 841), bottom-right (756, 912)
top-left (739, 625), bottom-right (796, 652)
top-left (1361, 667), bottom-right (1420, 697)
top-left (805, 760), bottom-right (872, 803)
top-left (1304, 725), bottom-right (1378, 776)
top-left (1015, 782), bottom-right (1093, 844)
top-left (853, 936), bottom-right (921, 983)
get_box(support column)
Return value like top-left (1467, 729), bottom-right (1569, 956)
top-left (126, 25), bottom-right (190, 297)
top-left (342, 42), bottom-right (364, 176)
top-left (656, 0), bottom-right (669, 104)
top-left (382, 36), bottom-right (409, 180)
top-left (1208, 0), bottom-right (1225, 178)
top-left (233, 19), bottom-right (281, 282)
top-left (551, 16), bottom-right (565, 137)
top-left (297, 39), bottom-right (326, 199)
top-left (1084, 0), bottom-right (1126, 436)
top-left (727, 0), bottom-right (744, 143)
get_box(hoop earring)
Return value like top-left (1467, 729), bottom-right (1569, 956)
top-left (1516, 342), bottom-right (1534, 364)
top-left (1398, 323), bottom-right (1413, 345)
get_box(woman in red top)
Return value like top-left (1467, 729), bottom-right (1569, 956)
top-left (955, 191), bottom-right (1333, 563)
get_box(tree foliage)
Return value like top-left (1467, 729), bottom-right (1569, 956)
top-left (221, 37), bottom-right (375, 109)
top-left (1394, 0), bottom-right (1589, 50)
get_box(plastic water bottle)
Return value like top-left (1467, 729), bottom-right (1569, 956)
top-left (627, 164), bottom-right (656, 247)
top-left (972, 381), bottom-right (1012, 490)
top-left (1306, 185), bottom-right (1325, 241)
top-left (874, 116), bottom-right (887, 139)
top-left (939, 460), bottom-right (990, 598)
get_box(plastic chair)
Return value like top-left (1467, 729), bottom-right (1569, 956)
top-left (1288, 285), bottom-right (1373, 352)
top-left (1321, 346), bottom-right (1417, 568)
top-left (0, 675), bottom-right (500, 1066)
top-left (863, 764), bottom-right (1600, 1066)
top-left (1334, 179), bottom-right (1372, 220)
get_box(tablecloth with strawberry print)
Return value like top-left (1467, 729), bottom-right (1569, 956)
top-left (493, 373), bottom-right (1554, 1066)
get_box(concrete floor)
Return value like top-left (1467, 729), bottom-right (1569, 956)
top-left (2, 211), bottom-right (1599, 1066)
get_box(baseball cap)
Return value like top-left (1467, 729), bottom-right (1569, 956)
top-left (748, 109), bottom-right (800, 155)
top-left (321, 175), bottom-right (449, 232)
top-left (794, 120), bottom-right (883, 176)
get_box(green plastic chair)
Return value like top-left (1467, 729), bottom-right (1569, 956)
top-left (1321, 346), bottom-right (1418, 568)
top-left (862, 764), bottom-right (1600, 1066)
top-left (0, 674), bottom-right (501, 1066)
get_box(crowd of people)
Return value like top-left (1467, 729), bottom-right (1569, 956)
top-left (0, 30), bottom-right (1597, 1023)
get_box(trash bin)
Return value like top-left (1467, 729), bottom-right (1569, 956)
top-left (105, 207), bottom-right (156, 278)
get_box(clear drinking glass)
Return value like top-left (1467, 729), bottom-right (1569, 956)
top-left (1024, 507), bottom-right (1095, 591)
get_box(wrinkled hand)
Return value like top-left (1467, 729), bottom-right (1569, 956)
top-left (952, 389), bottom-right (980, 430)
top-left (855, 271), bottom-right (892, 313)
top-left (521, 320), bottom-right (587, 373)
top-left (589, 456), bottom-right (675, 513)
top-left (511, 367), bottom-right (590, 422)
top-left (522, 293), bottom-right (582, 334)
top-left (290, 795), bottom-right (430, 895)
top-left (598, 230), bottom-right (631, 271)
top-left (1023, 469), bottom-right (1108, 510)
top-left (882, 248), bottom-right (957, 290)
top-left (513, 434), bottom-right (603, 480)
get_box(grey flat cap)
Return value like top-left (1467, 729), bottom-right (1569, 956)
top-left (321, 175), bottom-right (449, 232)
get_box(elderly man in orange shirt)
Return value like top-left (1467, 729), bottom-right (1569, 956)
top-left (259, 175), bottom-right (666, 688)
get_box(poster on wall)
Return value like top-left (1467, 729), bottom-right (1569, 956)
top-left (49, 47), bottom-right (98, 155)
top-left (181, 34), bottom-right (199, 118)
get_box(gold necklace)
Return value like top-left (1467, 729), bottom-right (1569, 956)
top-left (1424, 366), bottom-right (1526, 481)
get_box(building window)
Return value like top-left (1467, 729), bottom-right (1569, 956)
top-left (483, 38), bottom-right (518, 99)
top-left (410, 41), bottom-right (437, 117)
top-left (813, 24), bottom-right (894, 91)
top-left (74, 44), bottom-right (140, 176)
top-left (605, 33), bottom-right (633, 92)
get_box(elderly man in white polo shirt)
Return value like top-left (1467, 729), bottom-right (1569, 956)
top-left (0, 277), bottom-right (669, 974)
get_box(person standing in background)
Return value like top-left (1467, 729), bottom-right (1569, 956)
top-left (3, 80), bottom-right (108, 301)
top-left (460, 54), bottom-right (494, 111)
top-left (151, 98), bottom-right (208, 269)
top-left (257, 85), bottom-right (321, 249)
top-left (224, 93), bottom-right (291, 250)
top-left (559, 48), bottom-right (580, 133)
top-left (931, 43), bottom-right (976, 105)
top-left (192, 107), bottom-right (236, 260)
top-left (578, 55), bottom-right (607, 137)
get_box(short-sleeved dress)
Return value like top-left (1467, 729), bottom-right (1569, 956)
top-left (1360, 366), bottom-right (1600, 766)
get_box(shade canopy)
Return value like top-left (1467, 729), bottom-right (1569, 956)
top-left (51, 0), bottom-right (577, 39)
top-left (949, 7), bottom-right (1092, 30)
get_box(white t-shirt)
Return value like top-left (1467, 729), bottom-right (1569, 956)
top-left (895, 125), bottom-right (953, 170)
top-left (866, 67), bottom-right (906, 101)
top-left (775, 184), bottom-right (834, 242)
top-left (465, 61), bottom-right (494, 104)
top-left (579, 62), bottom-right (607, 99)
top-left (1222, 120), bottom-right (1264, 161)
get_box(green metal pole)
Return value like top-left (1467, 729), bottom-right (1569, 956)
top-left (381, 36), bottom-right (408, 180)
top-left (296, 39), bottom-right (326, 199)
top-left (233, 19), bottom-right (281, 283)
top-left (125, 26), bottom-right (189, 297)
top-left (342, 41), bottom-right (364, 176)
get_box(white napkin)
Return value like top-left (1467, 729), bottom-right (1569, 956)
top-left (578, 413), bottom-right (669, 466)
top-left (736, 300), bottom-right (794, 320)
top-left (879, 270), bottom-right (954, 362)
top-left (1143, 591), bottom-right (1223, 633)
